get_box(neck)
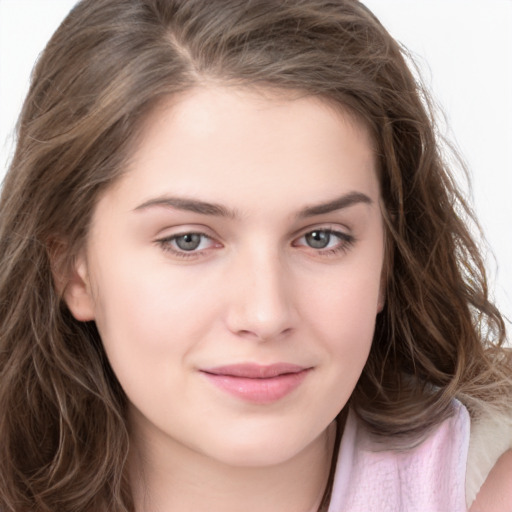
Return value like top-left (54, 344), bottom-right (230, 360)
top-left (129, 421), bottom-right (337, 512)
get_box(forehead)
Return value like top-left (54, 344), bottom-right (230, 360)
top-left (109, 85), bottom-right (379, 212)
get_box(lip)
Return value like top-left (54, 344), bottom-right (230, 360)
top-left (200, 363), bottom-right (311, 404)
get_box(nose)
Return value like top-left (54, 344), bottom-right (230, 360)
top-left (224, 246), bottom-right (297, 342)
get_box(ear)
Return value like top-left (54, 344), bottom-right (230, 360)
top-left (49, 241), bottom-right (96, 322)
top-left (377, 224), bottom-right (392, 314)
top-left (377, 282), bottom-right (386, 313)
top-left (63, 254), bottom-right (96, 321)
top-left (377, 262), bottom-right (387, 313)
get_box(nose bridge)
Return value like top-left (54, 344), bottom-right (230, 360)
top-left (225, 240), bottom-right (295, 341)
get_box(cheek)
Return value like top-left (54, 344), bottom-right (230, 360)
top-left (307, 262), bottom-right (382, 329)
top-left (89, 254), bottom-right (221, 378)
top-left (301, 255), bottom-right (383, 370)
top-left (90, 269), bottom-right (222, 422)
top-left (304, 269), bottom-right (380, 411)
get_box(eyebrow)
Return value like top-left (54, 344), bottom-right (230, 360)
top-left (134, 196), bottom-right (236, 217)
top-left (297, 191), bottom-right (372, 218)
top-left (133, 191), bottom-right (372, 218)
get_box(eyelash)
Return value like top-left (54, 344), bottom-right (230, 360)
top-left (293, 229), bottom-right (355, 257)
top-left (156, 232), bottom-right (218, 260)
top-left (155, 228), bottom-right (355, 260)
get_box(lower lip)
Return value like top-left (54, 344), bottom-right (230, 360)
top-left (202, 370), bottom-right (310, 404)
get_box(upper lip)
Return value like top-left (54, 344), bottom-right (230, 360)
top-left (201, 363), bottom-right (309, 379)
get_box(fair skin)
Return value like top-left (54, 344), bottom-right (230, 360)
top-left (64, 86), bottom-right (385, 512)
top-left (469, 449), bottom-right (512, 512)
top-left (60, 85), bottom-right (512, 511)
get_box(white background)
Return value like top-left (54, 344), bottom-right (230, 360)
top-left (1, 0), bottom-right (511, 326)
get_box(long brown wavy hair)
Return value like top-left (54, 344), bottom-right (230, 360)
top-left (1, 1), bottom-right (510, 510)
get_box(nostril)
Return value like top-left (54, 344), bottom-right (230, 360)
top-left (234, 326), bottom-right (294, 343)
top-left (224, 259), bottom-right (297, 341)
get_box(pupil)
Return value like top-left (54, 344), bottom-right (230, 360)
top-left (306, 230), bottom-right (330, 249)
top-left (176, 234), bottom-right (201, 251)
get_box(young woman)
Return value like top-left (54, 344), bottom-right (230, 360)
top-left (0, 1), bottom-right (511, 511)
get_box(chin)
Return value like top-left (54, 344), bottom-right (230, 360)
top-left (202, 426), bottom-right (326, 469)
top-left (213, 445), bottom-right (300, 468)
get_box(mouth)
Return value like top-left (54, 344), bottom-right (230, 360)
top-left (200, 363), bottom-right (311, 404)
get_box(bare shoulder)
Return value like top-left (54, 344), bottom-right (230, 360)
top-left (469, 449), bottom-right (512, 512)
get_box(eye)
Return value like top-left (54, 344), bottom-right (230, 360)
top-left (174, 233), bottom-right (205, 251)
top-left (294, 228), bottom-right (354, 254)
top-left (304, 230), bottom-right (336, 249)
top-left (156, 231), bottom-right (220, 258)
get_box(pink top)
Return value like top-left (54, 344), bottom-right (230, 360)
top-left (328, 400), bottom-right (470, 511)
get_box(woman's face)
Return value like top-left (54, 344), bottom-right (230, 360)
top-left (65, 86), bottom-right (385, 468)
